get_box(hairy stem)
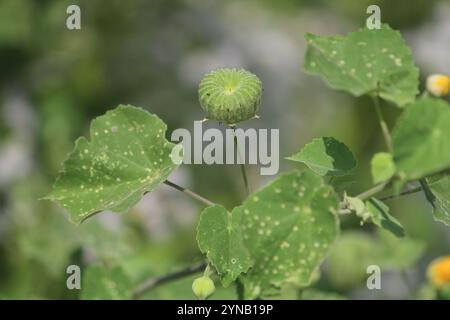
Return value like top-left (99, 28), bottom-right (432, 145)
top-left (372, 94), bottom-right (393, 153)
top-left (380, 186), bottom-right (422, 201)
top-left (231, 126), bottom-right (250, 196)
top-left (133, 261), bottom-right (207, 298)
top-left (163, 180), bottom-right (214, 207)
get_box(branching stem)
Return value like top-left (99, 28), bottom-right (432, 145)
top-left (379, 186), bottom-right (422, 201)
top-left (346, 183), bottom-right (421, 209)
top-left (133, 261), bottom-right (207, 298)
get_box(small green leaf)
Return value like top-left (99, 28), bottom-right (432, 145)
top-left (196, 205), bottom-right (253, 286)
top-left (304, 25), bottom-right (419, 107)
top-left (393, 97), bottom-right (450, 185)
top-left (287, 137), bottom-right (356, 176)
top-left (371, 152), bottom-right (396, 184)
top-left (236, 170), bottom-right (339, 299)
top-left (344, 195), bottom-right (366, 217)
top-left (343, 194), bottom-right (405, 237)
top-left (366, 197), bottom-right (405, 237)
top-left (81, 265), bottom-right (132, 300)
top-left (424, 173), bottom-right (450, 226)
top-left (44, 105), bottom-right (179, 223)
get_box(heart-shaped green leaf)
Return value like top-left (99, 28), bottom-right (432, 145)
top-left (44, 105), bottom-right (179, 223)
top-left (287, 137), bottom-right (356, 176)
top-left (304, 25), bottom-right (419, 107)
top-left (197, 205), bottom-right (253, 286)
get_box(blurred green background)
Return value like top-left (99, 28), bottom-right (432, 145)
top-left (0, 0), bottom-right (449, 299)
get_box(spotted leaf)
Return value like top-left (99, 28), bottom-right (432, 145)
top-left (197, 205), bottom-right (253, 286)
top-left (304, 25), bottom-right (419, 107)
top-left (236, 170), bottom-right (339, 299)
top-left (44, 105), bottom-right (179, 223)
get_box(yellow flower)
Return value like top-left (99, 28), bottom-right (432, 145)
top-left (426, 74), bottom-right (450, 97)
top-left (428, 256), bottom-right (450, 287)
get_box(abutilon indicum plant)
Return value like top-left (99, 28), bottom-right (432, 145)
top-left (45, 25), bottom-right (450, 300)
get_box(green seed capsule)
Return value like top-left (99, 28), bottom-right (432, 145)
top-left (192, 275), bottom-right (215, 300)
top-left (198, 68), bottom-right (262, 125)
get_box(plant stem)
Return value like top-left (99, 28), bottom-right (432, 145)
top-left (230, 126), bottom-right (250, 196)
top-left (372, 94), bottom-right (393, 153)
top-left (354, 182), bottom-right (422, 203)
top-left (355, 182), bottom-right (388, 201)
top-left (379, 186), bottom-right (422, 201)
top-left (133, 261), bottom-right (207, 298)
top-left (163, 180), bottom-right (214, 207)
top-left (236, 280), bottom-right (245, 300)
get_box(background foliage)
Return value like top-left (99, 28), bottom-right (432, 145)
top-left (0, 0), bottom-right (449, 299)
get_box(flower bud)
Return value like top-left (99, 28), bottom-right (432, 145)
top-left (426, 74), bottom-right (450, 97)
top-left (427, 256), bottom-right (450, 287)
top-left (192, 275), bottom-right (215, 300)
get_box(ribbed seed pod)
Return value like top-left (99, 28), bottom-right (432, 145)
top-left (198, 68), bottom-right (262, 125)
